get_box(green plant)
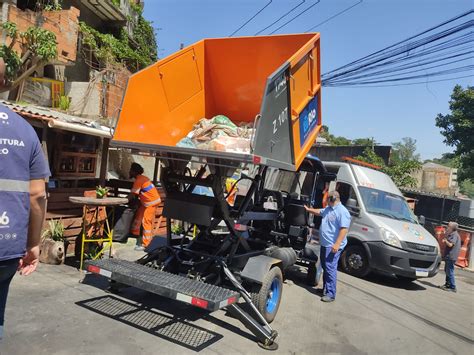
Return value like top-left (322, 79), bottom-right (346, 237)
top-left (21, 27), bottom-right (57, 61)
top-left (59, 95), bottom-right (70, 110)
top-left (355, 147), bottom-right (422, 188)
top-left (95, 185), bottom-right (110, 198)
top-left (170, 222), bottom-right (184, 235)
top-left (43, 0), bottom-right (62, 11)
top-left (79, 9), bottom-right (157, 73)
top-left (0, 22), bottom-right (57, 92)
top-left (42, 219), bottom-right (65, 242)
top-left (129, 0), bottom-right (143, 14)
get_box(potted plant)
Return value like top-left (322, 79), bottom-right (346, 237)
top-left (95, 185), bottom-right (109, 199)
top-left (40, 219), bottom-right (65, 265)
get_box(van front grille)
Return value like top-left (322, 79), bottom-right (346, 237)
top-left (404, 242), bottom-right (436, 253)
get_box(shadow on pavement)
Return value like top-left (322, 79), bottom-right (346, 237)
top-left (79, 274), bottom-right (257, 349)
top-left (76, 295), bottom-right (223, 352)
top-left (362, 273), bottom-right (427, 291)
top-left (417, 279), bottom-right (443, 289)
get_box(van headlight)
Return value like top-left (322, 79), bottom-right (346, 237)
top-left (380, 228), bottom-right (402, 248)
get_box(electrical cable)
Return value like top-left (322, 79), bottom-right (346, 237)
top-left (255, 0), bottom-right (306, 36)
top-left (269, 0), bottom-right (321, 34)
top-left (229, 0), bottom-right (273, 37)
top-left (321, 10), bottom-right (474, 87)
top-left (305, 0), bottom-right (363, 32)
top-left (323, 9), bottom-right (474, 76)
top-left (323, 74), bottom-right (473, 88)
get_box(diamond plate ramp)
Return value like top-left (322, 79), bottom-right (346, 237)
top-left (86, 259), bottom-right (239, 312)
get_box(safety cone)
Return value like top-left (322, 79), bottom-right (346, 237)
top-left (455, 231), bottom-right (471, 268)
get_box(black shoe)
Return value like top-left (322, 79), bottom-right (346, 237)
top-left (315, 288), bottom-right (325, 296)
top-left (321, 295), bottom-right (335, 303)
top-left (440, 285), bottom-right (457, 292)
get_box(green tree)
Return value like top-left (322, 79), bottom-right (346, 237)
top-left (352, 137), bottom-right (375, 146)
top-left (435, 85), bottom-right (474, 181)
top-left (0, 22), bottom-right (57, 93)
top-left (356, 147), bottom-right (421, 188)
top-left (459, 180), bottom-right (474, 199)
top-left (391, 137), bottom-right (420, 164)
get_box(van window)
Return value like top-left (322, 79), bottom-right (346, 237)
top-left (358, 186), bottom-right (416, 223)
top-left (337, 182), bottom-right (357, 206)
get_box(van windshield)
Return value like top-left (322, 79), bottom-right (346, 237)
top-left (358, 186), bottom-right (417, 223)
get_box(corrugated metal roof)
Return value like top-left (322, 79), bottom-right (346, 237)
top-left (1, 100), bottom-right (113, 138)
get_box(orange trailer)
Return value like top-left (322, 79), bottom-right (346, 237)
top-left (113, 33), bottom-right (322, 171)
top-left (88, 34), bottom-right (324, 350)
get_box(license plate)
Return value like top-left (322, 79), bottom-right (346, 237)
top-left (415, 268), bottom-right (429, 277)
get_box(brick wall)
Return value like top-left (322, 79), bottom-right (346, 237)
top-left (7, 6), bottom-right (80, 64)
top-left (98, 67), bottom-right (131, 120)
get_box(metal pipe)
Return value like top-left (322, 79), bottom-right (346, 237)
top-left (47, 119), bottom-right (112, 138)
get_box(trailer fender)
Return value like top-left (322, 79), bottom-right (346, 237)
top-left (240, 255), bottom-right (282, 285)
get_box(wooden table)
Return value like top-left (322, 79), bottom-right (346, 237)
top-left (69, 196), bottom-right (128, 270)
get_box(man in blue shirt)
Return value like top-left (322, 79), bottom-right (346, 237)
top-left (0, 101), bottom-right (50, 340)
top-left (305, 191), bottom-right (351, 302)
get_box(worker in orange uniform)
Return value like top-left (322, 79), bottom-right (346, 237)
top-left (128, 163), bottom-right (161, 251)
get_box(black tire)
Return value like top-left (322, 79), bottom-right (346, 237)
top-left (255, 267), bottom-right (283, 323)
top-left (306, 262), bottom-right (319, 287)
top-left (341, 245), bottom-right (370, 278)
top-left (396, 275), bottom-right (417, 283)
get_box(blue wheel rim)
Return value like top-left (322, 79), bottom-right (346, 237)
top-left (266, 278), bottom-right (281, 314)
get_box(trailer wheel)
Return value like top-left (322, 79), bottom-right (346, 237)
top-left (256, 267), bottom-right (283, 323)
top-left (341, 245), bottom-right (370, 277)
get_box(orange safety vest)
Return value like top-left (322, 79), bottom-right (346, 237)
top-left (132, 175), bottom-right (161, 207)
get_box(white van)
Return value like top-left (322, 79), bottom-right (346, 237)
top-left (323, 161), bottom-right (441, 280)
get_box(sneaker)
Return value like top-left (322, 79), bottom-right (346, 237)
top-left (321, 295), bottom-right (335, 303)
top-left (134, 246), bottom-right (145, 251)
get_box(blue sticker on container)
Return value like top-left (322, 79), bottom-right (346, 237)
top-left (299, 95), bottom-right (318, 147)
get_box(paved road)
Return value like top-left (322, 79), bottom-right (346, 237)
top-left (1, 254), bottom-right (473, 355)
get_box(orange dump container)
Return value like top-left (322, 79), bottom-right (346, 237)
top-left (114, 33), bottom-right (322, 171)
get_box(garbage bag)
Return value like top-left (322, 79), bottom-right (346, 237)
top-left (211, 115), bottom-right (237, 129)
top-left (176, 137), bottom-right (196, 148)
top-left (113, 207), bottom-right (136, 242)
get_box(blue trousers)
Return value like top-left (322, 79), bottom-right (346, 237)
top-left (0, 258), bottom-right (19, 340)
top-left (320, 246), bottom-right (343, 299)
top-left (444, 259), bottom-right (456, 290)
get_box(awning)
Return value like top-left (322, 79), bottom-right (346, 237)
top-left (1, 100), bottom-right (113, 138)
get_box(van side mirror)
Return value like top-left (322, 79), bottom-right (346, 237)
top-left (346, 198), bottom-right (360, 217)
top-left (418, 215), bottom-right (426, 226)
top-left (346, 198), bottom-right (358, 208)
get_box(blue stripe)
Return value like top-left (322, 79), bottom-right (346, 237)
top-left (141, 184), bottom-right (154, 193)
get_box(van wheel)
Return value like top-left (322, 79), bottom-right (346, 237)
top-left (254, 267), bottom-right (283, 323)
top-left (341, 245), bottom-right (370, 277)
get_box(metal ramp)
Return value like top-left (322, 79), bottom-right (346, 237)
top-left (86, 259), bottom-right (239, 312)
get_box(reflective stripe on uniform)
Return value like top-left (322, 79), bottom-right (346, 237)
top-left (0, 178), bottom-right (29, 193)
top-left (144, 198), bottom-right (161, 207)
top-left (141, 184), bottom-right (155, 193)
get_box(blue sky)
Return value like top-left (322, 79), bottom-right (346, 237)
top-left (143, 0), bottom-right (473, 160)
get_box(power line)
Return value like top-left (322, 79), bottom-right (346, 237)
top-left (229, 0), bottom-right (273, 37)
top-left (323, 74), bottom-right (473, 88)
top-left (323, 9), bottom-right (474, 77)
top-left (305, 0), bottom-right (363, 32)
top-left (269, 0), bottom-right (321, 35)
top-left (321, 11), bottom-right (474, 87)
top-left (255, 0), bottom-right (306, 36)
